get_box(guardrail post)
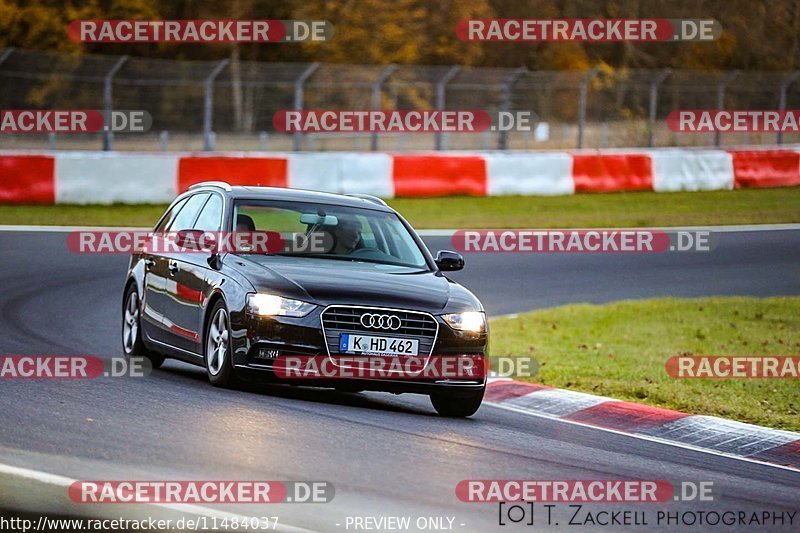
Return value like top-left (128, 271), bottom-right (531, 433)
top-left (647, 69), bottom-right (671, 148)
top-left (497, 67), bottom-right (527, 150)
top-left (714, 71), bottom-right (739, 147)
top-left (203, 59), bottom-right (229, 152)
top-left (0, 48), bottom-right (14, 67)
top-left (0, 48), bottom-right (15, 138)
top-left (435, 66), bottom-right (460, 151)
top-left (577, 68), bottom-right (599, 149)
top-left (103, 55), bottom-right (128, 151)
top-left (370, 64), bottom-right (397, 151)
top-left (777, 70), bottom-right (800, 145)
top-left (293, 62), bottom-right (320, 152)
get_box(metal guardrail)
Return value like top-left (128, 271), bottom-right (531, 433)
top-left (1, 48), bottom-right (799, 151)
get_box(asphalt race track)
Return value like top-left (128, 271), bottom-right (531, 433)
top-left (427, 229), bottom-right (800, 315)
top-left (0, 228), bottom-right (799, 530)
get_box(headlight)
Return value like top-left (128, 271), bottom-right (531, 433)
top-left (442, 311), bottom-right (486, 333)
top-left (246, 294), bottom-right (316, 317)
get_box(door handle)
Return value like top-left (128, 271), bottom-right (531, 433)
top-left (144, 257), bottom-right (155, 269)
top-left (168, 261), bottom-right (179, 275)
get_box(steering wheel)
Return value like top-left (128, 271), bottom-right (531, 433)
top-left (349, 246), bottom-right (382, 256)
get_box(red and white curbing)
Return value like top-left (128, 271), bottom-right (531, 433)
top-left (484, 379), bottom-right (800, 471)
top-left (1, 146), bottom-right (799, 204)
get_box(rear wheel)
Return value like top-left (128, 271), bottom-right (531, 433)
top-left (430, 388), bottom-right (485, 417)
top-left (205, 300), bottom-right (239, 388)
top-left (122, 285), bottom-right (164, 368)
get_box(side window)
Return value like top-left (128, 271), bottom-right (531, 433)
top-left (193, 194), bottom-right (223, 232)
top-left (167, 193), bottom-right (209, 231)
top-left (154, 197), bottom-right (188, 233)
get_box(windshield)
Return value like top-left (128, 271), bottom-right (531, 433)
top-left (232, 200), bottom-right (429, 269)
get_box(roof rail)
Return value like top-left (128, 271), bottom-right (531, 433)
top-left (188, 181), bottom-right (232, 192)
top-left (346, 193), bottom-right (388, 206)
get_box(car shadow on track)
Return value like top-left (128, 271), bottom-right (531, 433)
top-left (153, 360), bottom-right (437, 417)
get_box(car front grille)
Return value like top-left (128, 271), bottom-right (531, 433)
top-left (320, 306), bottom-right (438, 356)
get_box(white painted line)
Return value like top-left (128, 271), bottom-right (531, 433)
top-left (0, 225), bottom-right (151, 232)
top-left (489, 312), bottom-right (521, 321)
top-left (0, 462), bottom-right (74, 486)
top-left (0, 462), bottom-right (317, 533)
top-left (640, 223), bottom-right (800, 233)
top-left (416, 229), bottom-right (457, 237)
top-left (484, 402), bottom-right (800, 474)
top-left (1, 223), bottom-right (798, 235)
top-left (418, 223), bottom-right (800, 237)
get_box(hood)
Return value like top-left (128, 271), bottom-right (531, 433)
top-left (228, 255), bottom-right (480, 313)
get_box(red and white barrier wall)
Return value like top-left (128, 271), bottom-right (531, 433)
top-left (1, 147), bottom-right (798, 204)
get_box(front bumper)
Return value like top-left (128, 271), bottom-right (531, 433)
top-left (233, 307), bottom-right (488, 394)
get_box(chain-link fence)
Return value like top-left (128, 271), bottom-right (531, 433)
top-left (2, 48), bottom-right (800, 152)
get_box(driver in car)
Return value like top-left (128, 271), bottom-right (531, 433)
top-left (329, 215), bottom-right (363, 254)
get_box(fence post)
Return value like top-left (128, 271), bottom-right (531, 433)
top-left (0, 48), bottom-right (14, 136)
top-left (647, 69), bottom-right (671, 148)
top-left (293, 62), bottom-right (320, 152)
top-left (497, 66), bottom-right (527, 150)
top-left (778, 70), bottom-right (800, 145)
top-left (370, 64), bottom-right (397, 151)
top-left (577, 68), bottom-right (599, 149)
top-left (714, 71), bottom-right (739, 147)
top-left (0, 47), bottom-right (14, 67)
top-left (435, 66), bottom-right (460, 151)
top-left (202, 59), bottom-right (229, 152)
top-left (103, 55), bottom-right (128, 151)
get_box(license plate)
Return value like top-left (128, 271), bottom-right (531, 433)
top-left (339, 334), bottom-right (419, 356)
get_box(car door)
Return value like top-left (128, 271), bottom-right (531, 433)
top-left (162, 192), bottom-right (223, 354)
top-left (149, 192), bottom-right (210, 349)
top-left (141, 196), bottom-right (188, 344)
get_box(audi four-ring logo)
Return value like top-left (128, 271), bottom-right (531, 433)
top-left (360, 313), bottom-right (402, 330)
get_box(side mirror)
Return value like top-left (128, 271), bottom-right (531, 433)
top-left (175, 229), bottom-right (216, 252)
top-left (435, 250), bottom-right (464, 272)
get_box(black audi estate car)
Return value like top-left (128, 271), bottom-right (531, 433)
top-left (122, 182), bottom-right (488, 416)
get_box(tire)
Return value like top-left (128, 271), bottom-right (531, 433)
top-left (204, 300), bottom-right (239, 388)
top-left (430, 388), bottom-right (485, 418)
top-left (122, 284), bottom-right (165, 369)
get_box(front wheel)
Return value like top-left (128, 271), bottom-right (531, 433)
top-left (122, 285), bottom-right (164, 368)
top-left (430, 388), bottom-right (485, 417)
top-left (205, 300), bottom-right (240, 388)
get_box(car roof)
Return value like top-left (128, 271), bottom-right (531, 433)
top-left (189, 184), bottom-right (393, 212)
